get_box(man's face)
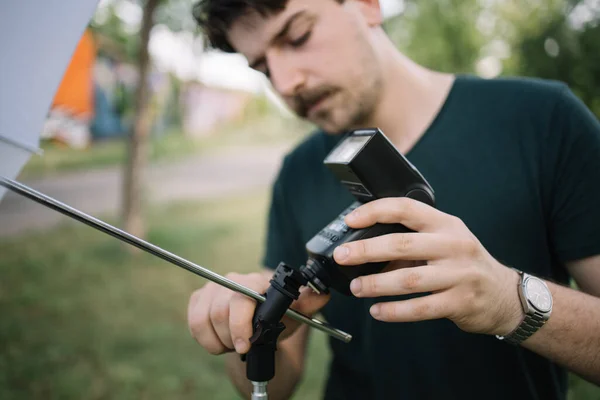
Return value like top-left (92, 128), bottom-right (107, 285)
top-left (227, 0), bottom-right (384, 134)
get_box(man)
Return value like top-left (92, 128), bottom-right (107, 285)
top-left (187, 0), bottom-right (600, 399)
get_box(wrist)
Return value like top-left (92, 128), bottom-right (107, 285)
top-left (495, 266), bottom-right (524, 336)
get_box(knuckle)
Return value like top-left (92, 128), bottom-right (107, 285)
top-left (460, 286), bottom-right (479, 312)
top-left (450, 215), bottom-right (464, 227)
top-left (199, 281), bottom-right (217, 293)
top-left (349, 240), bottom-right (368, 261)
top-left (464, 264), bottom-right (484, 289)
top-left (359, 240), bottom-right (370, 259)
top-left (454, 237), bottom-right (478, 259)
top-left (190, 325), bottom-right (226, 355)
top-left (226, 271), bottom-right (269, 292)
top-left (394, 198), bottom-right (412, 219)
top-left (210, 302), bottom-right (230, 325)
top-left (188, 301), bottom-right (209, 334)
top-left (472, 266), bottom-right (485, 285)
top-left (364, 276), bottom-right (378, 295)
top-left (463, 291), bottom-right (482, 315)
top-left (231, 326), bottom-right (251, 345)
top-left (464, 239), bottom-right (480, 257)
top-left (231, 290), bottom-right (250, 304)
top-left (446, 305), bottom-right (461, 321)
top-left (188, 302), bottom-right (207, 325)
top-left (248, 272), bottom-right (262, 281)
top-left (412, 301), bottom-right (430, 319)
top-left (394, 234), bottom-right (412, 254)
top-left (249, 272), bottom-right (268, 288)
top-left (231, 295), bottom-right (254, 317)
top-left (189, 287), bottom-right (203, 300)
top-left (204, 342), bottom-right (227, 355)
top-left (379, 304), bottom-right (394, 320)
top-left (187, 288), bottom-right (203, 311)
top-left (188, 315), bottom-right (205, 338)
top-left (229, 316), bottom-right (249, 335)
top-left (400, 270), bottom-right (421, 290)
top-left (230, 294), bottom-right (254, 326)
top-left (225, 272), bottom-right (241, 281)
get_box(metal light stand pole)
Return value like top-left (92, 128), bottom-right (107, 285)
top-left (0, 177), bottom-right (352, 344)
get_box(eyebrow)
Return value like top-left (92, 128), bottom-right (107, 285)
top-left (249, 10), bottom-right (308, 70)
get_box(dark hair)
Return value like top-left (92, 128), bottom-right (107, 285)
top-left (192, 0), bottom-right (289, 53)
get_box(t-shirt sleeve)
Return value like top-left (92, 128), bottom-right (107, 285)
top-left (546, 86), bottom-right (600, 262)
top-left (262, 155), bottom-right (307, 271)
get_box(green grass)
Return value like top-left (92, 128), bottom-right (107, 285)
top-left (1, 190), bottom-right (598, 399)
top-left (0, 190), bottom-right (330, 400)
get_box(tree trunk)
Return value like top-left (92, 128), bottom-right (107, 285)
top-left (122, 0), bottom-right (160, 239)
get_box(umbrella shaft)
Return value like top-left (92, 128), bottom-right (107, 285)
top-left (0, 177), bottom-right (352, 343)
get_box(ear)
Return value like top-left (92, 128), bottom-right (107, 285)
top-left (355, 0), bottom-right (383, 27)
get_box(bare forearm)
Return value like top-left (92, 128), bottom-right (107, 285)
top-left (522, 281), bottom-right (600, 385)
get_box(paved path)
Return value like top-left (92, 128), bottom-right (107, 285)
top-left (0, 144), bottom-right (292, 238)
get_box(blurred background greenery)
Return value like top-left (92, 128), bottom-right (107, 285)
top-left (1, 0), bottom-right (599, 399)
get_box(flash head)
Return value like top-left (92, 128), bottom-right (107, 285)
top-left (324, 128), bottom-right (434, 203)
top-left (301, 128), bottom-right (435, 295)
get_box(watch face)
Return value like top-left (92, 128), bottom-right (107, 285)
top-left (524, 277), bottom-right (552, 312)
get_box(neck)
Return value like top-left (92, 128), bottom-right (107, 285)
top-left (364, 38), bottom-right (456, 154)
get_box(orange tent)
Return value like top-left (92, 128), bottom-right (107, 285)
top-left (51, 28), bottom-right (96, 119)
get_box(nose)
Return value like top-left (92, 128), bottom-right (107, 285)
top-left (267, 52), bottom-right (306, 97)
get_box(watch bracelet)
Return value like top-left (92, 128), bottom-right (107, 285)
top-left (497, 310), bottom-right (546, 345)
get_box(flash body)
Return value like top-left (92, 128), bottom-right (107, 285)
top-left (301, 128), bottom-right (435, 296)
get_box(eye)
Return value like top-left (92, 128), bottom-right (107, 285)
top-left (254, 62), bottom-right (270, 79)
top-left (259, 66), bottom-right (271, 79)
top-left (289, 31), bottom-right (311, 47)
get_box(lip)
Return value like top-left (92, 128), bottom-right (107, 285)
top-left (307, 93), bottom-right (331, 117)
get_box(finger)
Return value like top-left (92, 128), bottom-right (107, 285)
top-left (187, 288), bottom-right (203, 330)
top-left (209, 292), bottom-right (234, 351)
top-left (334, 232), bottom-right (456, 265)
top-left (370, 292), bottom-right (451, 323)
top-left (344, 197), bottom-right (449, 233)
top-left (229, 274), bottom-right (271, 354)
top-left (229, 292), bottom-right (257, 354)
top-left (188, 287), bottom-right (227, 355)
top-left (291, 286), bottom-right (331, 316)
top-left (350, 265), bottom-right (458, 298)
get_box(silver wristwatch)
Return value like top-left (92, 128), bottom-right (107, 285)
top-left (496, 270), bottom-right (553, 346)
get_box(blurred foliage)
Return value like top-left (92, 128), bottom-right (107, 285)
top-left (384, 0), bottom-right (485, 74)
top-left (499, 0), bottom-right (600, 115)
top-left (154, 0), bottom-right (200, 33)
top-left (90, 0), bottom-right (198, 64)
top-left (384, 0), bottom-right (600, 116)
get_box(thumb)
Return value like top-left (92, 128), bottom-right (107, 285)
top-left (280, 287), bottom-right (331, 339)
top-left (293, 286), bottom-right (331, 316)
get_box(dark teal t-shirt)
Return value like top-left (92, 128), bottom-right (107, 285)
top-left (262, 75), bottom-right (600, 400)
